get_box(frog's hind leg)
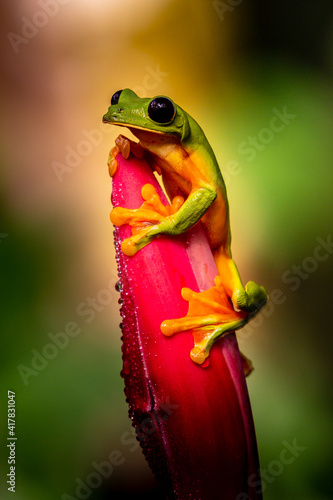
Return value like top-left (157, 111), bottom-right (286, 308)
top-left (213, 246), bottom-right (267, 314)
top-left (161, 249), bottom-right (267, 371)
top-left (161, 276), bottom-right (251, 369)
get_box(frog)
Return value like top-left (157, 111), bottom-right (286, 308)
top-left (103, 89), bottom-right (267, 371)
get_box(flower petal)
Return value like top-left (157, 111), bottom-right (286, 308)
top-left (111, 150), bottom-right (262, 499)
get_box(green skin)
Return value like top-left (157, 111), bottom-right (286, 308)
top-left (103, 89), bottom-right (267, 345)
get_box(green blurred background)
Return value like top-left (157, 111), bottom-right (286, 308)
top-left (1, 1), bottom-right (332, 498)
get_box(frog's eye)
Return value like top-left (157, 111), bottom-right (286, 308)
top-left (148, 97), bottom-right (176, 124)
top-left (111, 90), bottom-right (122, 105)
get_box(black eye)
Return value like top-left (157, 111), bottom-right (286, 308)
top-left (111, 90), bottom-right (122, 105)
top-left (148, 97), bottom-right (175, 124)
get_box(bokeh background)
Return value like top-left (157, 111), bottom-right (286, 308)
top-left (1, 1), bottom-right (333, 499)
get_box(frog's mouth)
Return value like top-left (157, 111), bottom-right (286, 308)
top-left (103, 120), bottom-right (179, 146)
top-left (103, 119), bottom-right (163, 132)
top-left (129, 126), bottom-right (180, 144)
top-left (102, 117), bottom-right (178, 135)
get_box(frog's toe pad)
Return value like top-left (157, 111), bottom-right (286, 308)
top-left (120, 226), bottom-right (153, 257)
top-left (115, 134), bottom-right (131, 159)
top-left (108, 146), bottom-right (119, 177)
top-left (120, 238), bottom-right (139, 257)
top-left (245, 281), bottom-right (267, 310)
top-left (161, 320), bottom-right (177, 336)
top-left (190, 347), bottom-right (207, 365)
top-left (233, 281), bottom-right (267, 313)
top-left (141, 184), bottom-right (158, 201)
top-left (181, 287), bottom-right (195, 302)
top-left (110, 207), bottom-right (127, 226)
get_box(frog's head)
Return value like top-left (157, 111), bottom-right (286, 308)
top-left (102, 89), bottom-right (190, 141)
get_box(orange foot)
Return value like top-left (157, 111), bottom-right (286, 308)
top-left (110, 183), bottom-right (184, 256)
top-left (107, 134), bottom-right (145, 177)
top-left (161, 276), bottom-right (254, 374)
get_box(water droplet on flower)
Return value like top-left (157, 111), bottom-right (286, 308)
top-left (201, 358), bottom-right (210, 368)
top-left (122, 359), bottom-right (131, 375)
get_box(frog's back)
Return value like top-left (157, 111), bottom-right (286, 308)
top-left (184, 113), bottom-right (226, 195)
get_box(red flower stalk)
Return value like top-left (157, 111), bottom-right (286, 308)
top-left (110, 148), bottom-right (262, 499)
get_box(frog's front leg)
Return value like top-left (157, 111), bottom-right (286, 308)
top-left (108, 135), bottom-right (145, 177)
top-left (110, 183), bottom-right (183, 256)
top-left (111, 182), bottom-right (217, 257)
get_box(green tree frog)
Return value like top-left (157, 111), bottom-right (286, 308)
top-left (103, 89), bottom-right (267, 368)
